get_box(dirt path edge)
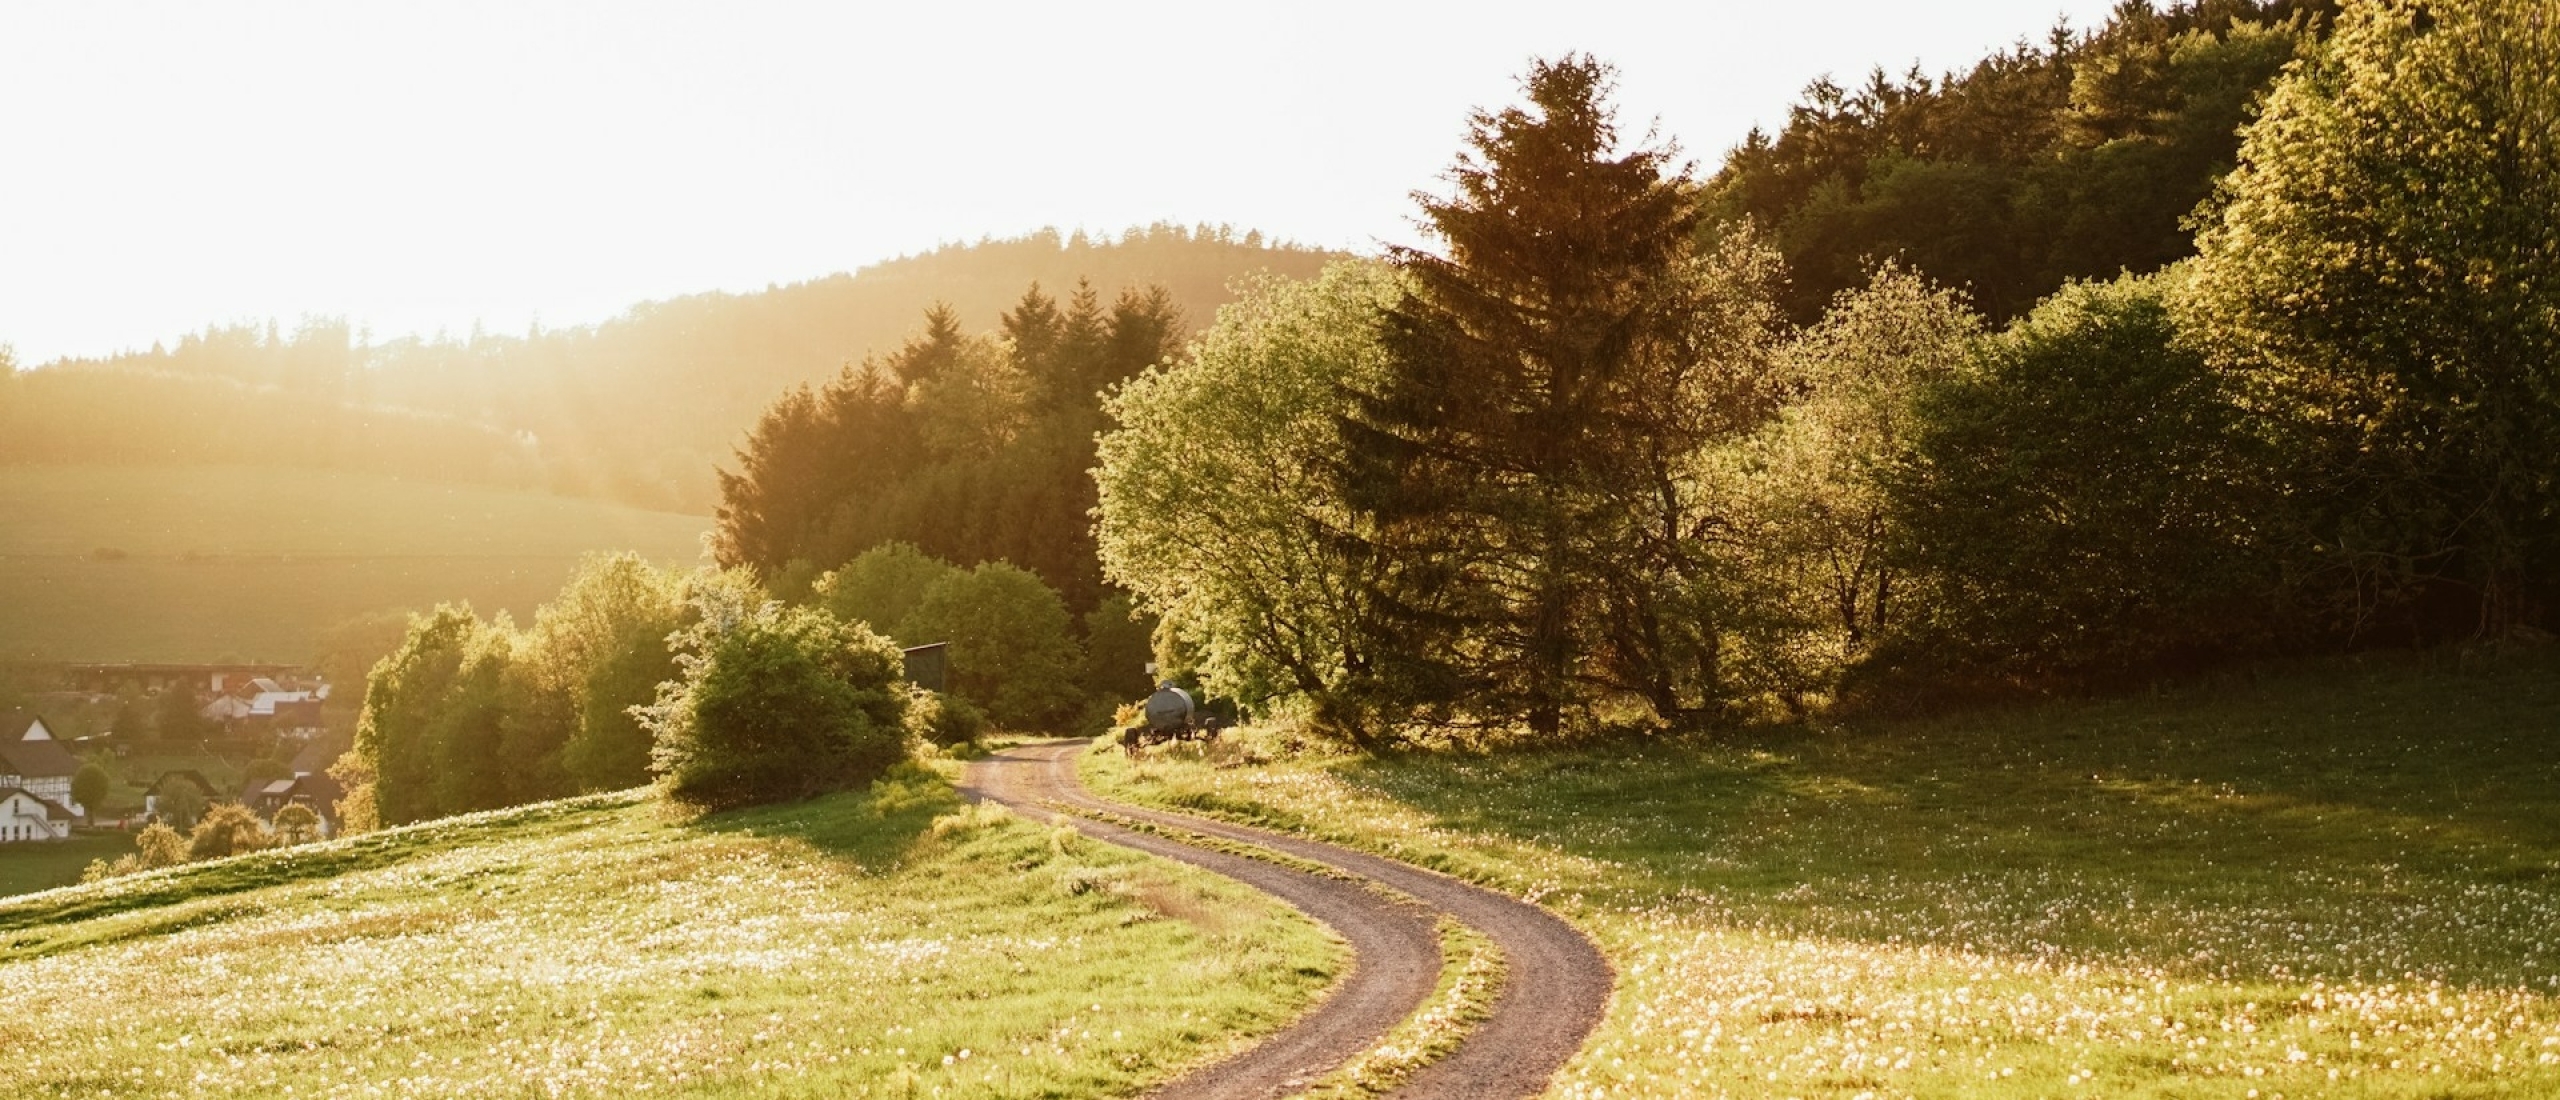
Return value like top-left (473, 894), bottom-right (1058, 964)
top-left (961, 740), bottom-right (1612, 1100)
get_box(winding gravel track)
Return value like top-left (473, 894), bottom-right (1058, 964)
top-left (961, 740), bottom-right (1611, 1100)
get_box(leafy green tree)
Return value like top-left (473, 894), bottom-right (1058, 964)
top-left (152, 686), bottom-right (211, 743)
top-left (1097, 261), bottom-right (1401, 730)
top-left (424, 622), bottom-right (516, 816)
top-left (152, 779), bottom-right (207, 832)
top-left (1342, 56), bottom-right (1779, 735)
top-left (187, 803), bottom-right (268, 861)
top-left (902, 689), bottom-right (987, 748)
top-left (1714, 265), bottom-right (1982, 696)
top-left (71, 761), bottom-right (111, 820)
top-left (1077, 594), bottom-right (1159, 707)
top-left (1885, 272), bottom-right (2276, 676)
top-left (514, 553), bottom-right (688, 793)
top-left (641, 591), bottom-right (910, 810)
top-left (272, 803), bottom-right (322, 845)
top-left (1714, 1), bottom-right (2313, 323)
top-left (2187, 0), bottom-right (2560, 637)
top-left (896, 563), bottom-right (1082, 730)
top-left (811, 542), bottom-right (959, 637)
top-left (360, 601), bottom-right (499, 823)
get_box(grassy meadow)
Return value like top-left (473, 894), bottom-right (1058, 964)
top-left (0, 464), bottom-right (710, 663)
top-left (0, 832), bottom-right (136, 897)
top-left (1088, 650), bottom-right (2560, 1098)
top-left (0, 764), bottom-right (1341, 1099)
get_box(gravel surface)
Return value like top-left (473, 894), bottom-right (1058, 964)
top-left (962, 740), bottom-right (1611, 1099)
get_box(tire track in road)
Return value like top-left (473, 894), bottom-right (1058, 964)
top-left (962, 740), bottom-right (1610, 1099)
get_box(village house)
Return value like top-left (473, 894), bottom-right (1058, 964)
top-left (0, 710), bottom-right (87, 839)
top-left (0, 786), bottom-right (70, 843)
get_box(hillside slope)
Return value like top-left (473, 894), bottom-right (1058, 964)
top-left (0, 766), bottom-right (1340, 1098)
top-left (0, 465), bottom-right (710, 663)
top-left (21, 226), bottom-right (1342, 511)
top-left (1091, 651), bottom-right (2560, 1097)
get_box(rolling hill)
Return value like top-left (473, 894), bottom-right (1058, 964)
top-left (0, 767), bottom-right (1339, 1095)
top-left (0, 464), bottom-right (710, 663)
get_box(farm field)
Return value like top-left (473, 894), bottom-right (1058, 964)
top-left (1088, 650), bottom-right (2560, 1098)
top-left (0, 832), bottom-right (134, 897)
top-left (0, 764), bottom-right (1341, 1099)
top-left (0, 464), bottom-right (710, 663)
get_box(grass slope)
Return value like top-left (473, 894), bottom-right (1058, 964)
top-left (1089, 650), bottom-right (2560, 1098)
top-left (0, 764), bottom-right (1341, 1098)
top-left (0, 464), bottom-right (709, 662)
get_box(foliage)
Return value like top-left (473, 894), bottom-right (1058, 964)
top-left (901, 688), bottom-right (987, 748)
top-left (151, 684), bottom-right (210, 743)
top-left (1712, 265), bottom-right (1982, 698)
top-left (1885, 272), bottom-right (2277, 677)
top-left (270, 803), bottom-right (321, 845)
top-left (1713, 0), bottom-right (2322, 322)
top-left (1077, 593), bottom-right (1159, 706)
top-left (135, 823), bottom-right (188, 868)
top-left (642, 593), bottom-right (911, 810)
top-left (1342, 56), bottom-right (1783, 736)
top-left (809, 540), bottom-right (957, 635)
top-left (2186, 0), bottom-right (2560, 638)
top-left (517, 553), bottom-right (687, 793)
top-left (151, 780), bottom-right (206, 832)
top-left (895, 562), bottom-right (1083, 730)
top-left (1097, 261), bottom-right (1404, 730)
top-left (713, 278), bottom-right (1186, 614)
top-left (327, 750), bottom-right (378, 835)
top-left (186, 803), bottom-right (270, 861)
top-left (71, 762), bottom-right (110, 817)
top-left (353, 605), bottom-right (497, 826)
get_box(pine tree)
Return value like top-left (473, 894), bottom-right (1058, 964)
top-left (1342, 55), bottom-right (1764, 736)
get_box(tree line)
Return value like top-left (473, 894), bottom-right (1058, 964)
top-left (1093, 1), bottom-right (2555, 744)
top-left (1714, 0), bottom-right (2339, 324)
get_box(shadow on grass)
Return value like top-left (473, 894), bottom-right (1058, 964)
top-left (1308, 648), bottom-right (2560, 987)
top-left (681, 762), bottom-right (963, 875)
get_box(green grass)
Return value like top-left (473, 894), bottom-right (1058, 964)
top-left (0, 832), bottom-right (135, 897)
top-left (1086, 650), bottom-right (2560, 1098)
top-left (0, 765), bottom-right (1344, 1098)
top-left (0, 464), bottom-right (710, 662)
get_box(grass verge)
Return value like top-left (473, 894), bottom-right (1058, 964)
top-left (0, 764), bottom-right (1343, 1098)
top-left (1085, 650), bottom-right (2560, 1098)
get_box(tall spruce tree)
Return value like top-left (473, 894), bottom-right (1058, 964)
top-left (1342, 55), bottom-right (1761, 736)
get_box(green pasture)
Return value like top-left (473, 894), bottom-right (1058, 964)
top-left (0, 832), bottom-right (134, 897)
top-left (0, 766), bottom-right (1341, 1098)
top-left (1089, 650), bottom-right (2560, 1098)
top-left (0, 464), bottom-right (709, 662)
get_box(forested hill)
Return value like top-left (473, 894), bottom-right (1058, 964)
top-left (1711, 0), bottom-right (2340, 323)
top-left (6, 225), bottom-right (1339, 511)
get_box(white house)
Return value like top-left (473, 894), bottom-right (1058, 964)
top-left (0, 710), bottom-right (86, 826)
top-left (0, 786), bottom-right (71, 842)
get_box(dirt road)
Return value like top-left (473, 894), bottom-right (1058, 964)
top-left (962, 740), bottom-right (1610, 1099)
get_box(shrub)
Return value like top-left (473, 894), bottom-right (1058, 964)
top-left (896, 563), bottom-right (1082, 730)
top-left (903, 689), bottom-right (987, 748)
top-left (272, 803), bottom-right (322, 845)
top-left (644, 599), bottom-right (911, 810)
top-left (134, 822), bottom-right (187, 869)
top-left (187, 803), bottom-right (270, 861)
top-left (1881, 272), bottom-right (2277, 679)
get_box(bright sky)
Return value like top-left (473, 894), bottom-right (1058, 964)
top-left (0, 1), bottom-right (2125, 365)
